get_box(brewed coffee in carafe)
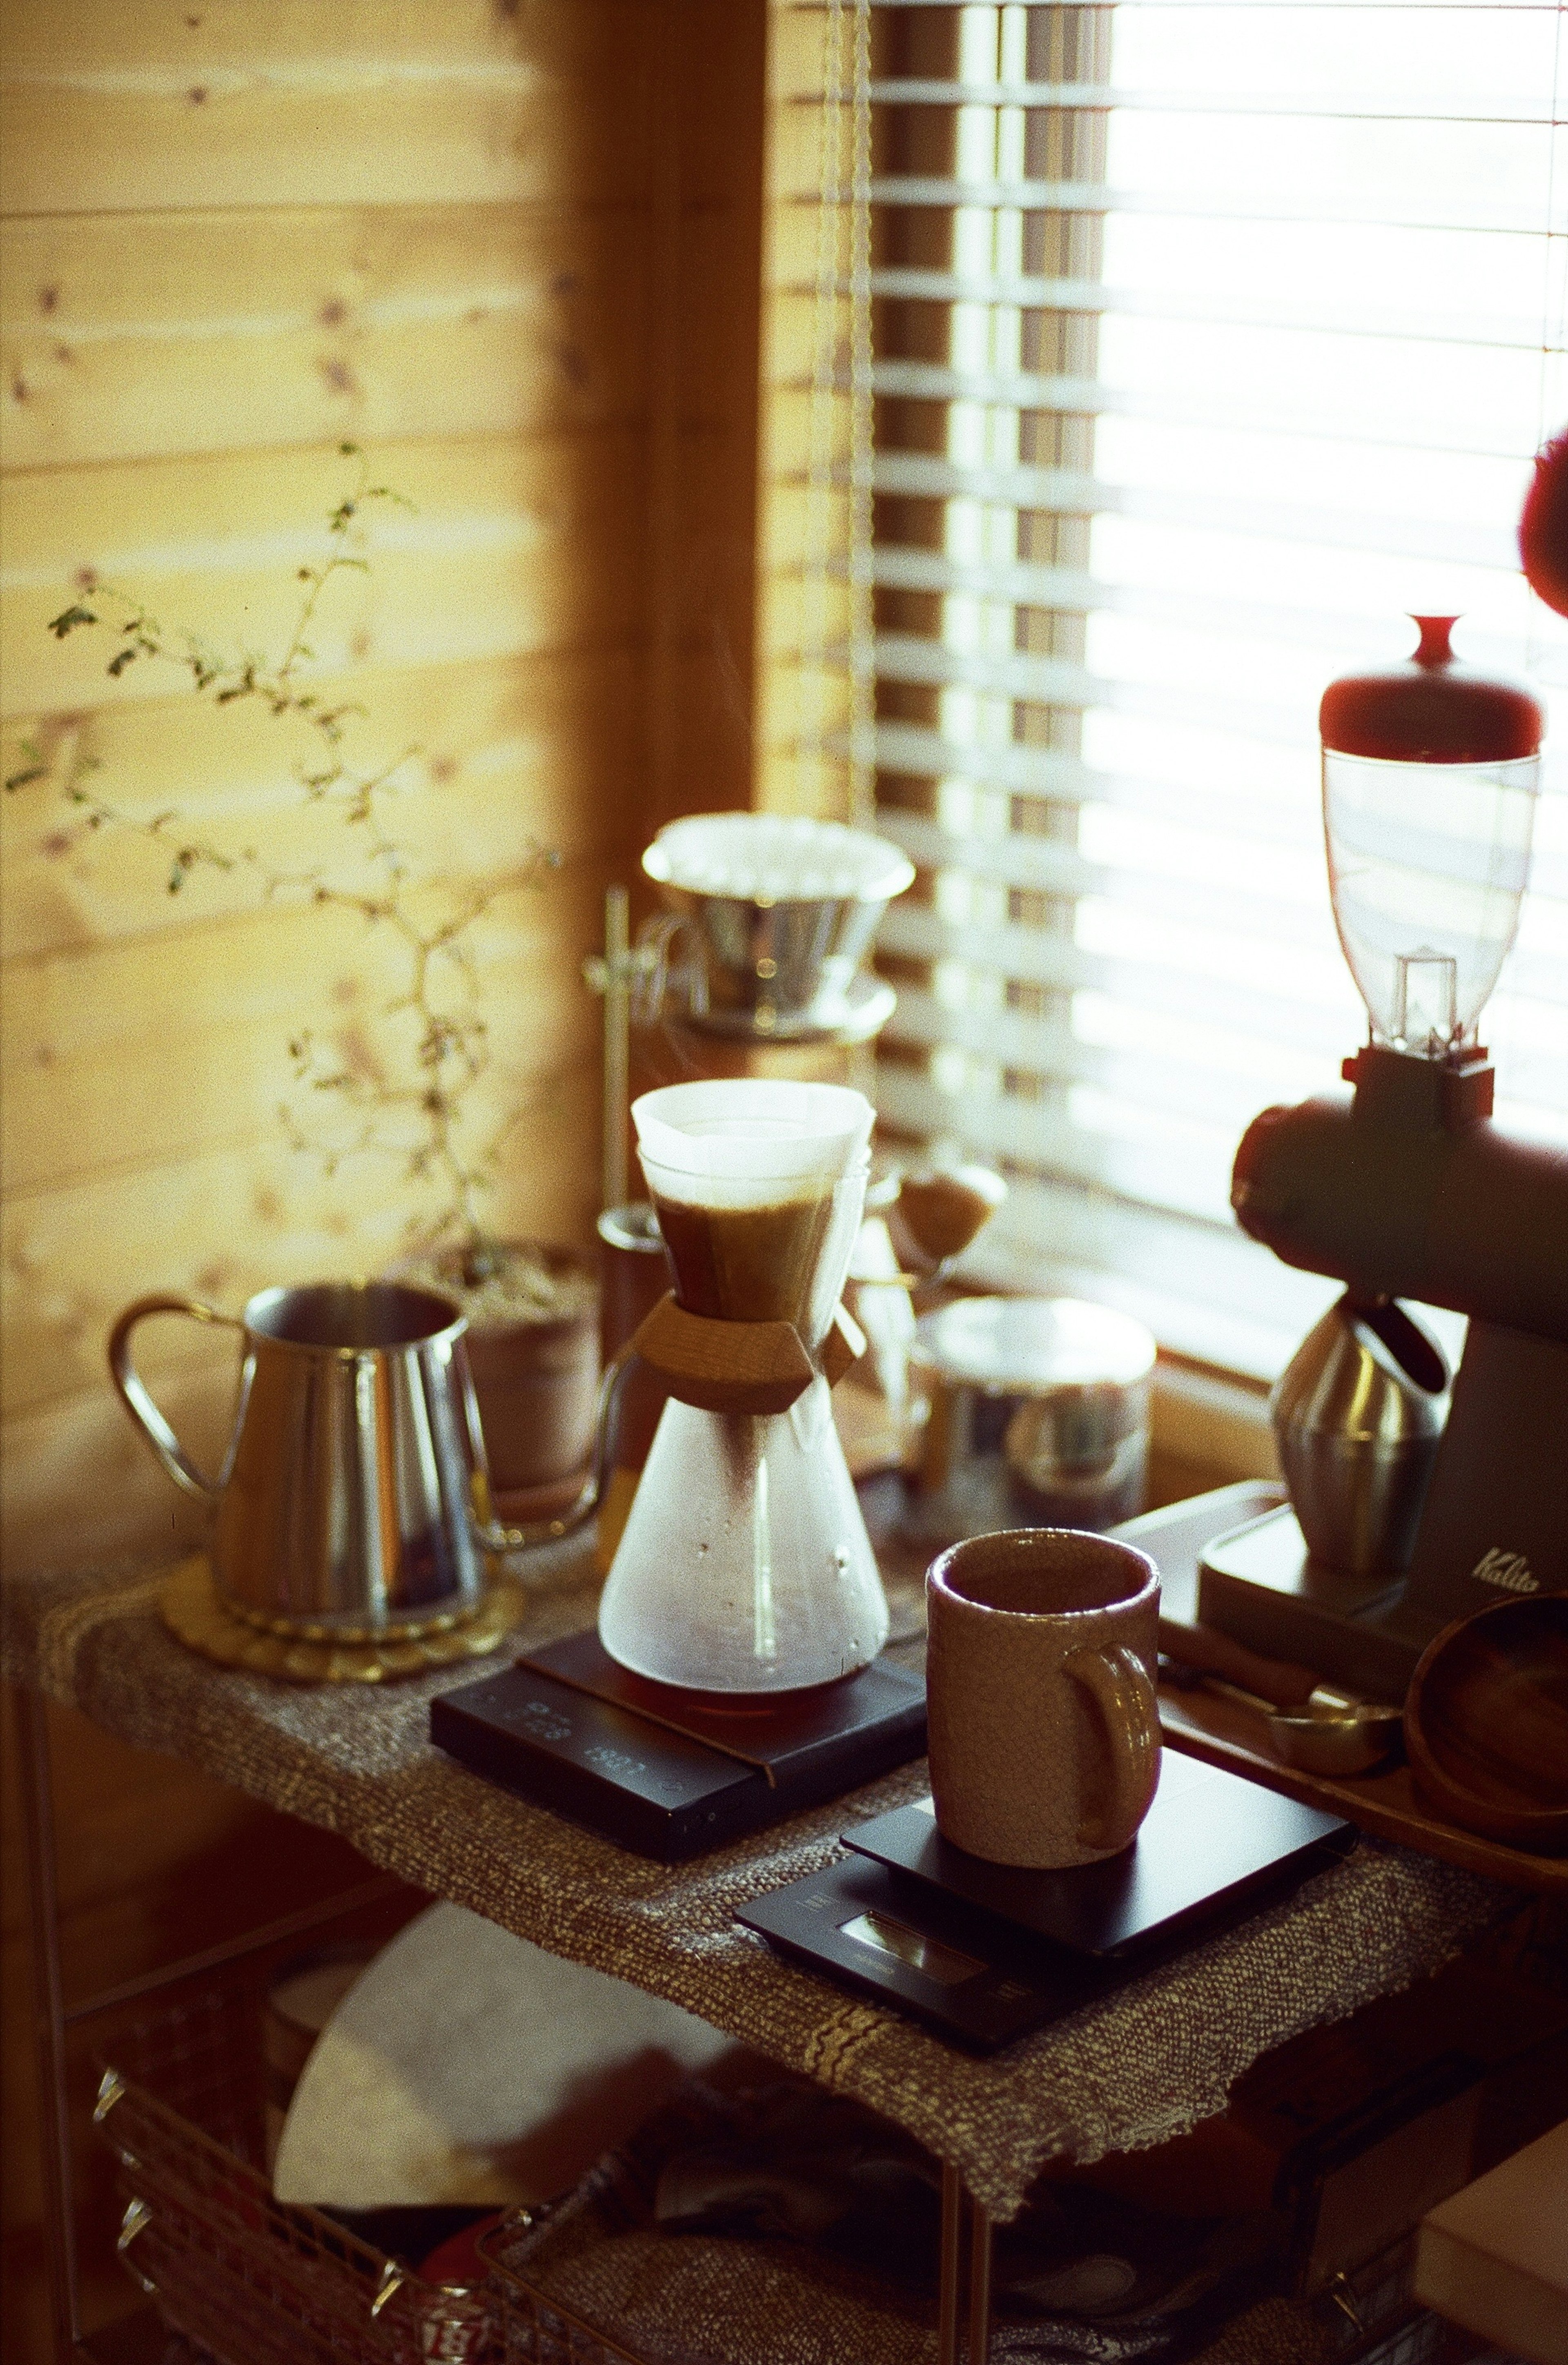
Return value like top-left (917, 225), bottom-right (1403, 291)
top-left (597, 1080), bottom-right (889, 1695)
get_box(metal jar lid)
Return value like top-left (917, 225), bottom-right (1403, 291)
top-left (913, 1296), bottom-right (1155, 1397)
top-left (906, 1297), bottom-right (1156, 1543)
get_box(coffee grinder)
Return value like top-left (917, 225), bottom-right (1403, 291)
top-left (1204, 613), bottom-right (1568, 1698)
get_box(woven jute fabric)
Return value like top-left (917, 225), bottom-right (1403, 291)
top-left (514, 2230), bottom-right (1330, 2365)
top-left (2, 1551), bottom-right (1512, 2223)
top-left (494, 2073), bottom-right (1332, 2365)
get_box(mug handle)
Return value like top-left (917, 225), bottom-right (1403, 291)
top-left (107, 1295), bottom-right (243, 1501)
top-left (467, 1348), bottom-right (626, 1554)
top-left (1063, 1643), bottom-right (1161, 1853)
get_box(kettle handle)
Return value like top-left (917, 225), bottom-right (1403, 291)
top-left (107, 1295), bottom-right (243, 1501)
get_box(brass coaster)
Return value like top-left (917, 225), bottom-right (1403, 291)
top-left (159, 1558), bottom-right (528, 1685)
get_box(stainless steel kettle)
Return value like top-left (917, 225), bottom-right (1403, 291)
top-left (109, 1279), bottom-right (586, 1637)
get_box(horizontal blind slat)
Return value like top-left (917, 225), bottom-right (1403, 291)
top-left (875, 894), bottom-right (1343, 989)
top-left (868, 267), bottom-right (1546, 352)
top-left (960, 1179), bottom-right (1340, 1383)
top-left (865, 554), bottom-right (1568, 687)
top-left (864, 177), bottom-right (1552, 238)
top-left (861, 724), bottom-right (1321, 846)
top-left (861, 1), bottom-right (1564, 11)
top-left (867, 359), bottom-right (1548, 452)
top-left (880, 875), bottom-right (1568, 1007)
top-left (882, 986), bottom-right (1336, 1113)
top-left (875, 631), bottom-right (1320, 746)
top-left (865, 79), bottom-right (1560, 126)
top-left (860, 719), bottom-right (1568, 820)
top-left (876, 1064), bottom-right (1236, 1222)
top-left (879, 808), bottom-right (1103, 894)
top-left (870, 453), bottom-right (1521, 562)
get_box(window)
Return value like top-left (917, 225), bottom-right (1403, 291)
top-left (864, 0), bottom-right (1568, 1378)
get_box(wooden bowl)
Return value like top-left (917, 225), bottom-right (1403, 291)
top-left (1404, 1596), bottom-right (1568, 1854)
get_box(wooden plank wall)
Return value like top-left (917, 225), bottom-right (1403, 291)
top-left (1, 3), bottom-right (766, 2350)
top-left (754, 0), bottom-right (858, 822)
top-left (1, 0), bottom-right (765, 1578)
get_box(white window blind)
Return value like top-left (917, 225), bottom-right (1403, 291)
top-left (865, 0), bottom-right (1568, 1379)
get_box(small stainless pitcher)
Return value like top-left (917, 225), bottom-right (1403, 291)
top-left (109, 1279), bottom-right (570, 1635)
top-left (1272, 1292), bottom-right (1450, 1577)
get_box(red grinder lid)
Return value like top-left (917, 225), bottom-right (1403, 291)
top-left (1319, 616), bottom-right (1542, 763)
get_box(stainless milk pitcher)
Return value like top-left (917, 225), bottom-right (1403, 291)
top-left (1272, 1292), bottom-right (1450, 1577)
top-left (110, 1280), bottom-right (521, 1635)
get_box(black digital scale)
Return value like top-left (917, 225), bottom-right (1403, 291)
top-left (432, 1635), bottom-right (1351, 2051)
top-left (739, 1756), bottom-right (1352, 2053)
top-left (431, 1630), bottom-right (927, 1862)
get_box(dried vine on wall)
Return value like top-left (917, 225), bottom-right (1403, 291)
top-left (6, 446), bottom-right (560, 1269)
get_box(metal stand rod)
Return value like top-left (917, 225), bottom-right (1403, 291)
top-left (602, 884), bottom-right (631, 1211)
top-left (968, 2193), bottom-right (993, 2364)
top-left (938, 2162), bottom-right (964, 2365)
top-left (15, 1685), bottom-right (80, 2359)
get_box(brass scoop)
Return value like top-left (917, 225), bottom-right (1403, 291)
top-left (1158, 1616), bottom-right (1403, 1777)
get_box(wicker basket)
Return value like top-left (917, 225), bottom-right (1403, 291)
top-left (94, 1982), bottom-right (497, 2365)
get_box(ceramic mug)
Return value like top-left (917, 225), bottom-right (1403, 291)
top-left (926, 1528), bottom-right (1161, 1869)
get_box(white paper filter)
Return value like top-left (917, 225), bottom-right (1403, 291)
top-left (642, 812), bottom-right (914, 906)
top-left (633, 1079), bottom-right (873, 1209)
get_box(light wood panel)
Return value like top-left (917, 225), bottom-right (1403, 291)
top-left (771, 4), bottom-right (840, 96)
top-left (0, 430), bottom-right (644, 720)
top-left (0, 0), bottom-right (652, 215)
top-left (762, 288), bottom-right (850, 388)
top-left (1, 646), bottom-right (641, 960)
top-left (762, 384), bottom-right (853, 477)
top-left (1, 870), bottom-right (601, 1203)
top-left (753, 0), bottom-right (858, 821)
top-left (768, 99), bottom-right (844, 205)
top-left (756, 571), bottom-right (854, 653)
top-left (2, 997), bottom-right (603, 1418)
top-left (764, 193), bottom-right (826, 289)
top-left (2, 9), bottom-right (769, 2347)
top-left (2, 205), bottom-right (648, 470)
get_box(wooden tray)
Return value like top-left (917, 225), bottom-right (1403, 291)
top-left (1158, 1684), bottom-right (1566, 1898)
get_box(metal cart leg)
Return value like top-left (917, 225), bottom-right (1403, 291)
top-left (939, 2162), bottom-right (964, 2363)
top-left (937, 2164), bottom-right (993, 2363)
top-left (968, 2192), bottom-right (993, 2363)
top-left (15, 1685), bottom-right (80, 2359)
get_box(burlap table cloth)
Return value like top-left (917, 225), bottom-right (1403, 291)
top-left (2, 1548), bottom-right (1512, 2224)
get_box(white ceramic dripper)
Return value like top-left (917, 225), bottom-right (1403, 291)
top-left (596, 1080), bottom-right (889, 1694)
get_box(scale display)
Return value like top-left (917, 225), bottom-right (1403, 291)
top-left (837, 1909), bottom-right (985, 1988)
top-left (737, 1854), bottom-right (1116, 2053)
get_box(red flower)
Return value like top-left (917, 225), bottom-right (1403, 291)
top-left (1519, 428), bottom-right (1568, 618)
